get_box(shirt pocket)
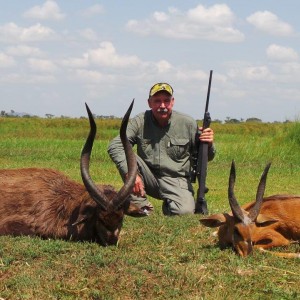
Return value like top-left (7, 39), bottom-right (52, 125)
top-left (137, 138), bottom-right (152, 159)
top-left (166, 138), bottom-right (189, 161)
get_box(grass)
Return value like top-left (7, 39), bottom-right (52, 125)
top-left (0, 118), bottom-right (299, 299)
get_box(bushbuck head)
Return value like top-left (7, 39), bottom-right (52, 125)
top-left (200, 160), bottom-right (273, 257)
top-left (0, 100), bottom-right (146, 246)
top-left (201, 161), bottom-right (300, 257)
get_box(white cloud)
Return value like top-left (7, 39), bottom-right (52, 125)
top-left (6, 45), bottom-right (44, 57)
top-left (78, 28), bottom-right (98, 41)
top-left (0, 53), bottom-right (16, 68)
top-left (153, 12), bottom-right (169, 22)
top-left (85, 42), bottom-right (141, 68)
top-left (126, 4), bottom-right (244, 42)
top-left (155, 60), bottom-right (172, 73)
top-left (82, 4), bottom-right (104, 17)
top-left (23, 0), bottom-right (65, 21)
top-left (0, 23), bottom-right (56, 43)
top-left (281, 62), bottom-right (300, 74)
top-left (61, 57), bottom-right (88, 69)
top-left (244, 66), bottom-right (272, 80)
top-left (60, 42), bottom-right (147, 72)
top-left (74, 69), bottom-right (105, 83)
top-left (175, 69), bottom-right (207, 81)
top-left (187, 4), bottom-right (234, 26)
top-left (247, 11), bottom-right (294, 36)
top-left (266, 44), bottom-right (298, 61)
top-left (0, 73), bottom-right (55, 84)
top-left (228, 65), bottom-right (272, 81)
top-left (27, 58), bottom-right (58, 73)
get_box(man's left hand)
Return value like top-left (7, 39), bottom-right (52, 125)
top-left (199, 127), bottom-right (214, 146)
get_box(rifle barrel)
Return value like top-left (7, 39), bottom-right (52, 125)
top-left (205, 70), bottom-right (213, 113)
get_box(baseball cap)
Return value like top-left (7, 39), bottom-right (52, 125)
top-left (149, 83), bottom-right (173, 97)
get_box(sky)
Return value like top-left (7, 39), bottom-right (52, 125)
top-left (0, 1), bottom-right (299, 122)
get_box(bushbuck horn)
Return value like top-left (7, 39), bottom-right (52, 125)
top-left (228, 160), bottom-right (246, 223)
top-left (111, 99), bottom-right (137, 209)
top-left (80, 103), bottom-right (109, 210)
top-left (81, 100), bottom-right (137, 211)
top-left (248, 162), bottom-right (271, 221)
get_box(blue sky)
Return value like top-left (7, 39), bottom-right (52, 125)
top-left (0, 1), bottom-right (299, 122)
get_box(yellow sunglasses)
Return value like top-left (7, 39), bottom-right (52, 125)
top-left (149, 83), bottom-right (173, 97)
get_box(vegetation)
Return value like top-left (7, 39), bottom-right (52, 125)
top-left (0, 118), bottom-right (299, 299)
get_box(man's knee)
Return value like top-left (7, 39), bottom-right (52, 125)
top-left (162, 199), bottom-right (195, 216)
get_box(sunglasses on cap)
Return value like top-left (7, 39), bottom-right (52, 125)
top-left (149, 83), bottom-right (173, 97)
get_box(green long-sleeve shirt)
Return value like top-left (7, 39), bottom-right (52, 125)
top-left (108, 110), bottom-right (215, 178)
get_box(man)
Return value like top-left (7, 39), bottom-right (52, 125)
top-left (108, 82), bottom-right (215, 216)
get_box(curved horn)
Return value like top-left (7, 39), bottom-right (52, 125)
top-left (228, 160), bottom-right (245, 222)
top-left (81, 103), bottom-right (109, 210)
top-left (248, 162), bottom-right (271, 221)
top-left (111, 99), bottom-right (137, 208)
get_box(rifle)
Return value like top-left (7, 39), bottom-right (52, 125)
top-left (194, 70), bottom-right (213, 215)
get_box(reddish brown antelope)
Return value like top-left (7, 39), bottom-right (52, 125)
top-left (200, 160), bottom-right (300, 258)
top-left (0, 100), bottom-right (146, 246)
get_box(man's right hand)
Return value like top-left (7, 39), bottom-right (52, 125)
top-left (132, 174), bottom-right (145, 197)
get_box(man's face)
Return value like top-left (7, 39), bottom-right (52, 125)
top-left (148, 91), bottom-right (174, 125)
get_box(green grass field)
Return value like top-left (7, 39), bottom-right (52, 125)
top-left (0, 118), bottom-right (299, 299)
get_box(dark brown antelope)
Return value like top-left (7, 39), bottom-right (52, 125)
top-left (200, 160), bottom-right (300, 258)
top-left (0, 100), bottom-right (146, 246)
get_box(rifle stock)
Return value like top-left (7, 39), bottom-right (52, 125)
top-left (194, 70), bottom-right (213, 215)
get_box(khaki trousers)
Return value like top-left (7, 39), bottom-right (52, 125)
top-left (128, 156), bottom-right (195, 216)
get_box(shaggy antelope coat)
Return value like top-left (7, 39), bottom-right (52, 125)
top-left (0, 101), bottom-right (145, 246)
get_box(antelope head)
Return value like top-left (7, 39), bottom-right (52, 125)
top-left (200, 160), bottom-right (272, 257)
top-left (80, 100), bottom-right (146, 246)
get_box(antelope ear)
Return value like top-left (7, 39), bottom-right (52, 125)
top-left (200, 214), bottom-right (227, 228)
top-left (255, 214), bottom-right (278, 226)
top-left (72, 205), bottom-right (95, 226)
top-left (242, 208), bottom-right (249, 215)
top-left (72, 216), bottom-right (89, 226)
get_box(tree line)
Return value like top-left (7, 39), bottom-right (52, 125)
top-left (0, 109), bottom-right (293, 123)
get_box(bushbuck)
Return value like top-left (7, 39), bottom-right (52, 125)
top-left (0, 100), bottom-right (146, 246)
top-left (200, 160), bottom-right (300, 258)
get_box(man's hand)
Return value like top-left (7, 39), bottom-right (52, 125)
top-left (132, 174), bottom-right (145, 197)
top-left (199, 127), bottom-right (214, 146)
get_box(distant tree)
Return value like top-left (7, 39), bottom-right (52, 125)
top-left (246, 117), bottom-right (262, 123)
top-left (45, 114), bottom-right (54, 119)
top-left (225, 118), bottom-right (240, 124)
top-left (1, 110), bottom-right (5, 116)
